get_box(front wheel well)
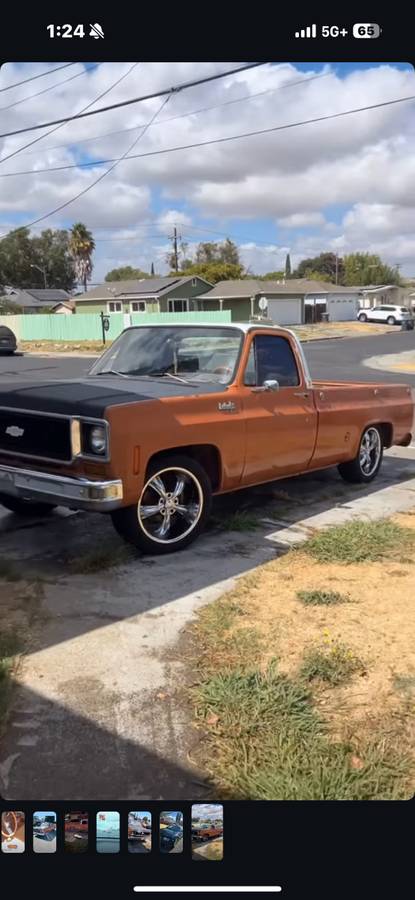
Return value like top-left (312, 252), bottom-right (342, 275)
top-left (145, 444), bottom-right (222, 491)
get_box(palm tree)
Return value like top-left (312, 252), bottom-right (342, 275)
top-left (69, 223), bottom-right (95, 293)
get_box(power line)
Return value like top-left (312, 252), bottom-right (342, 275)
top-left (0, 63), bottom-right (265, 139)
top-left (0, 62), bottom-right (76, 93)
top-left (0, 92), bottom-right (172, 235)
top-left (0, 64), bottom-right (98, 112)
top-left (2, 93), bottom-right (414, 179)
top-left (0, 62), bottom-right (139, 166)
top-left (13, 70), bottom-right (331, 159)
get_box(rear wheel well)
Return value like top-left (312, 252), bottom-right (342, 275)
top-left (146, 444), bottom-right (221, 491)
top-left (376, 422), bottom-right (393, 448)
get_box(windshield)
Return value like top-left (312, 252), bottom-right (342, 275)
top-left (89, 326), bottom-right (243, 385)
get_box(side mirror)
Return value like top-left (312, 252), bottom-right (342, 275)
top-left (251, 379), bottom-right (280, 393)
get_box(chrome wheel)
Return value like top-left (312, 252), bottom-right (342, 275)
top-left (138, 466), bottom-right (203, 544)
top-left (359, 427), bottom-right (382, 476)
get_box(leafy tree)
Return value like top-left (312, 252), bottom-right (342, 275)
top-left (193, 239), bottom-right (241, 267)
top-left (0, 227), bottom-right (76, 292)
top-left (171, 261), bottom-right (244, 284)
top-left (294, 252), bottom-right (344, 283)
top-left (0, 296), bottom-right (23, 314)
top-left (105, 265), bottom-right (150, 282)
top-left (258, 271), bottom-right (285, 280)
top-left (218, 238), bottom-right (240, 266)
top-left (285, 253), bottom-right (291, 277)
top-left (343, 252), bottom-right (401, 286)
top-left (0, 227), bottom-right (36, 290)
top-left (69, 223), bottom-right (95, 292)
top-left (300, 270), bottom-right (332, 283)
top-left (31, 229), bottom-right (77, 291)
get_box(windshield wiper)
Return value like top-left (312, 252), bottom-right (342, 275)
top-left (146, 370), bottom-right (193, 385)
top-left (91, 369), bottom-right (131, 378)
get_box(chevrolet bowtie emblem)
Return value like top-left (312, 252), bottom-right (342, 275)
top-left (5, 425), bottom-right (24, 438)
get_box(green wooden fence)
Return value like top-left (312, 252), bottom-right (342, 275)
top-left (0, 310), bottom-right (231, 342)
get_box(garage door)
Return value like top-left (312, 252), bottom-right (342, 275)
top-left (267, 298), bottom-right (302, 326)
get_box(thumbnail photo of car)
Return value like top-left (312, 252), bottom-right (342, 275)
top-left (128, 811), bottom-right (152, 853)
top-left (159, 811), bottom-right (183, 854)
top-left (64, 812), bottom-right (88, 852)
top-left (191, 804), bottom-right (223, 860)
top-left (33, 812), bottom-right (57, 853)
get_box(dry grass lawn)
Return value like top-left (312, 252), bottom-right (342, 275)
top-left (191, 513), bottom-right (415, 799)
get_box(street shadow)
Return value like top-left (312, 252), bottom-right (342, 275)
top-left (0, 685), bottom-right (213, 801)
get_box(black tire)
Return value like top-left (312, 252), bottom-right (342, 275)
top-left (111, 454), bottom-right (212, 554)
top-left (358, 313), bottom-right (368, 322)
top-left (386, 316), bottom-right (396, 325)
top-left (0, 494), bottom-right (56, 516)
top-left (338, 425), bottom-right (383, 484)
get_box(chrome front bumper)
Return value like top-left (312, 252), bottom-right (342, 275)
top-left (0, 463), bottom-right (123, 512)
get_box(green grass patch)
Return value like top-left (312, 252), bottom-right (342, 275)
top-left (194, 595), bottom-right (262, 674)
top-left (301, 519), bottom-right (415, 564)
top-left (212, 511), bottom-right (259, 532)
top-left (300, 642), bottom-right (366, 686)
top-left (0, 630), bottom-right (21, 729)
top-left (296, 589), bottom-right (350, 606)
top-left (0, 560), bottom-right (23, 582)
top-left (193, 662), bottom-right (410, 800)
top-left (65, 543), bottom-right (135, 574)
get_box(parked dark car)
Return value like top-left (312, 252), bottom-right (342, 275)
top-left (0, 326), bottom-right (17, 355)
top-left (160, 824), bottom-right (182, 852)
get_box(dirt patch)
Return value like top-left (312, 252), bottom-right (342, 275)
top-left (227, 539), bottom-right (415, 737)
top-left (19, 340), bottom-right (108, 354)
top-left (292, 322), bottom-right (397, 341)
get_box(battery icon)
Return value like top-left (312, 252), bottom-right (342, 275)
top-left (353, 23), bottom-right (381, 38)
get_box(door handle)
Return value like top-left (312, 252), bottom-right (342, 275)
top-left (293, 391), bottom-right (310, 398)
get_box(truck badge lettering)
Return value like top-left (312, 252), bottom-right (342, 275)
top-left (218, 401), bottom-right (236, 413)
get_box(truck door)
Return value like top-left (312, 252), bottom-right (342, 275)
top-left (240, 333), bottom-right (318, 483)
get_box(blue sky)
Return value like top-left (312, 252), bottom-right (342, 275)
top-left (1, 61), bottom-right (414, 279)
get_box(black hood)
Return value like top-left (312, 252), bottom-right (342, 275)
top-left (0, 376), bottom-right (226, 418)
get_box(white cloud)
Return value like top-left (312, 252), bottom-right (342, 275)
top-left (276, 212), bottom-right (326, 228)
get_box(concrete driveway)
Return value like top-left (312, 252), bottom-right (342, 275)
top-left (1, 445), bottom-right (415, 801)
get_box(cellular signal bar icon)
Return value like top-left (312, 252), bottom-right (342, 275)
top-left (295, 24), bottom-right (317, 38)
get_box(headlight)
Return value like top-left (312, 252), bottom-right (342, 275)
top-left (88, 425), bottom-right (107, 455)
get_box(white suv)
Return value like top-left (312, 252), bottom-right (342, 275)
top-left (357, 304), bottom-right (413, 326)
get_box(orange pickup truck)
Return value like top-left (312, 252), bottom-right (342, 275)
top-left (0, 323), bottom-right (413, 554)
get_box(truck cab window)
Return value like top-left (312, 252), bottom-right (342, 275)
top-left (246, 335), bottom-right (300, 387)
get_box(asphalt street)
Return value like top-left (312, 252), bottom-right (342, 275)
top-left (1, 331), bottom-right (415, 385)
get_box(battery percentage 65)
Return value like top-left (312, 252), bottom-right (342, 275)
top-left (353, 23), bottom-right (382, 38)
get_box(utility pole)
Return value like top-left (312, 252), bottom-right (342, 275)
top-left (335, 254), bottom-right (338, 285)
top-left (172, 226), bottom-right (179, 273)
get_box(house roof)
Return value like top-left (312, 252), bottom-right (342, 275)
top-left (0, 288), bottom-right (70, 308)
top-left (197, 279), bottom-right (362, 300)
top-left (51, 300), bottom-right (75, 311)
top-left (74, 275), bottom-right (212, 302)
top-left (346, 284), bottom-right (399, 293)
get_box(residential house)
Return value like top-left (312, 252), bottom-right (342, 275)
top-left (73, 276), bottom-right (213, 314)
top-left (354, 284), bottom-right (411, 309)
top-left (0, 288), bottom-right (71, 313)
top-left (196, 279), bottom-right (362, 324)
